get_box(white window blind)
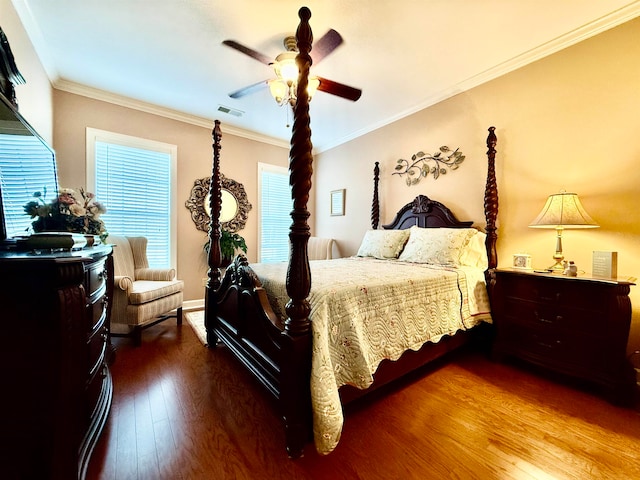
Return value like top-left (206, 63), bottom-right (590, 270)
top-left (258, 163), bottom-right (290, 263)
top-left (87, 129), bottom-right (177, 269)
top-left (0, 133), bottom-right (57, 238)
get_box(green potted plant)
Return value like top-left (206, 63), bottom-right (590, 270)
top-left (205, 229), bottom-right (247, 266)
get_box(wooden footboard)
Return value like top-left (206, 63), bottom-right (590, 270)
top-left (211, 255), bottom-right (284, 396)
top-left (208, 254), bottom-right (313, 458)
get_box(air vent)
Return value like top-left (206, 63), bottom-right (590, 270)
top-left (217, 105), bottom-right (243, 117)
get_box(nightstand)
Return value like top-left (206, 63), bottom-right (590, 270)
top-left (489, 268), bottom-right (636, 405)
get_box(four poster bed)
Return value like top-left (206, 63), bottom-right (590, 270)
top-left (204, 7), bottom-right (499, 458)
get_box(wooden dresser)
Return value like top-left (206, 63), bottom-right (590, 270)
top-left (490, 268), bottom-right (636, 405)
top-left (0, 245), bottom-right (114, 479)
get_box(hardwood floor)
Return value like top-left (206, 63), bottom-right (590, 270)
top-left (87, 319), bottom-right (640, 480)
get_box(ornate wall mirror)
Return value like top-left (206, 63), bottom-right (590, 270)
top-left (185, 174), bottom-right (252, 233)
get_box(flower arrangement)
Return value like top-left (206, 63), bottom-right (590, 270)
top-left (24, 187), bottom-right (108, 240)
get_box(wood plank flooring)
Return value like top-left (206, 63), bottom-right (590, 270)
top-left (87, 319), bottom-right (640, 480)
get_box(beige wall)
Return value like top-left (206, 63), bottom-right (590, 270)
top-left (7, 0), bottom-right (639, 350)
top-left (53, 90), bottom-right (290, 301)
top-left (1, 0), bottom-right (53, 142)
top-left (314, 17), bottom-right (640, 352)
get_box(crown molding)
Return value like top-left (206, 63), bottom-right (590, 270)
top-left (53, 79), bottom-right (289, 149)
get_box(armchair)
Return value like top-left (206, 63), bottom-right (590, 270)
top-left (109, 235), bottom-right (184, 346)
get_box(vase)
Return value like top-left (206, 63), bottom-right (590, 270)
top-left (32, 216), bottom-right (68, 233)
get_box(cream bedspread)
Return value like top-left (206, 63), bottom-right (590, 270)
top-left (250, 257), bottom-right (491, 455)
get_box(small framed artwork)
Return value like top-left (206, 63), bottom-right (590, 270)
top-left (330, 189), bottom-right (345, 216)
top-left (512, 253), bottom-right (532, 270)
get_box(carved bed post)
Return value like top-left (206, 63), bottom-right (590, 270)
top-left (371, 161), bottom-right (380, 229)
top-left (282, 6), bottom-right (314, 458)
top-left (484, 126), bottom-right (498, 270)
top-left (205, 120), bottom-right (223, 345)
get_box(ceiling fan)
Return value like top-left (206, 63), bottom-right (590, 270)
top-left (222, 29), bottom-right (362, 106)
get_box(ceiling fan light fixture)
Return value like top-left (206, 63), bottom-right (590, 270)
top-left (268, 76), bottom-right (320, 107)
top-left (268, 79), bottom-right (289, 106)
top-left (273, 52), bottom-right (298, 83)
top-left (308, 76), bottom-right (320, 99)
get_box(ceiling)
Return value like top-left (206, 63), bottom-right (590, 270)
top-left (12, 0), bottom-right (640, 152)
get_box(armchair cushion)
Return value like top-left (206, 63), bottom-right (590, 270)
top-left (127, 280), bottom-right (184, 305)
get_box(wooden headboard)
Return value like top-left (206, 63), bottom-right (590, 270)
top-left (382, 195), bottom-right (474, 230)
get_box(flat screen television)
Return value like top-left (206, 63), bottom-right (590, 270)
top-left (0, 92), bottom-right (58, 242)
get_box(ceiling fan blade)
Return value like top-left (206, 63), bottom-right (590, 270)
top-left (316, 77), bottom-right (362, 102)
top-left (222, 40), bottom-right (273, 65)
top-left (228, 79), bottom-right (269, 99)
top-left (312, 29), bottom-right (343, 63)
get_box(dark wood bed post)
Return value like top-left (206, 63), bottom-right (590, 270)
top-left (484, 126), bottom-right (498, 271)
top-left (371, 161), bottom-right (380, 229)
top-left (282, 6), bottom-right (314, 458)
top-left (205, 120), bottom-right (223, 345)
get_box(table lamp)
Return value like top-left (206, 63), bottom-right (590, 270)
top-left (529, 192), bottom-right (599, 272)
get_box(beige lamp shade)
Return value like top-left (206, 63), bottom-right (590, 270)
top-left (529, 192), bottom-right (599, 229)
top-left (529, 192), bottom-right (598, 272)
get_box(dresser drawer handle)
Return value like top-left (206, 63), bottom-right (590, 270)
top-left (534, 312), bottom-right (562, 324)
top-left (538, 340), bottom-right (562, 349)
top-left (536, 293), bottom-right (561, 303)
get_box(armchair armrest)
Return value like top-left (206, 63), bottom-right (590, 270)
top-left (114, 275), bottom-right (134, 292)
top-left (135, 268), bottom-right (176, 281)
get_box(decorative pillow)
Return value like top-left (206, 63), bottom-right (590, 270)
top-left (356, 229), bottom-right (410, 259)
top-left (398, 227), bottom-right (477, 266)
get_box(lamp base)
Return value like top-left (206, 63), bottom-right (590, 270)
top-left (547, 250), bottom-right (565, 273)
top-left (548, 260), bottom-right (565, 273)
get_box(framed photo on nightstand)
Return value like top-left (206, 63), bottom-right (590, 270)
top-left (512, 253), bottom-right (532, 270)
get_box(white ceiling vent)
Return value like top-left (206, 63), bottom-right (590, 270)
top-left (217, 105), bottom-right (243, 117)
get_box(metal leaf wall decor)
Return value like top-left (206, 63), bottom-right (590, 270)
top-left (393, 146), bottom-right (465, 186)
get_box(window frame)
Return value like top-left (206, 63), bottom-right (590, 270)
top-left (86, 127), bottom-right (178, 270)
top-left (257, 162), bottom-right (290, 263)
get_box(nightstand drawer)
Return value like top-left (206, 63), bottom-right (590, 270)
top-left (499, 321), bottom-right (603, 371)
top-left (503, 298), bottom-right (602, 332)
top-left (501, 275), bottom-right (607, 313)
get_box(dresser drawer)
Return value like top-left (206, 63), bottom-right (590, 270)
top-left (85, 258), bottom-right (108, 297)
top-left (88, 325), bottom-right (107, 379)
top-left (88, 295), bottom-right (107, 331)
top-left (86, 364), bottom-right (108, 420)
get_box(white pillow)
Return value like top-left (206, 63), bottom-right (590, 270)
top-left (459, 230), bottom-right (489, 269)
top-left (356, 229), bottom-right (410, 259)
top-left (398, 227), bottom-right (477, 266)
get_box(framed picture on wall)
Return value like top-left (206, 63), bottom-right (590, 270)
top-left (330, 189), bottom-right (345, 216)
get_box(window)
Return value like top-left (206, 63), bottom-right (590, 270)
top-left (258, 162), bottom-right (290, 263)
top-left (0, 133), bottom-right (57, 238)
top-left (86, 128), bottom-right (177, 269)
